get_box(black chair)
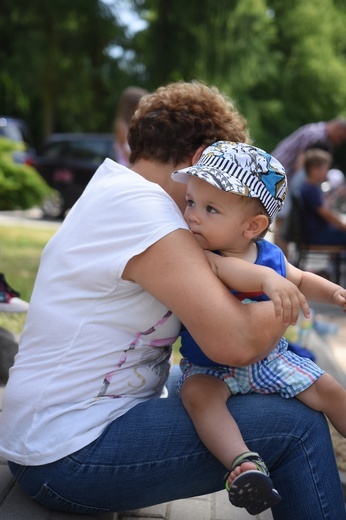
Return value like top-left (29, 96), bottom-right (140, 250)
top-left (282, 193), bottom-right (346, 285)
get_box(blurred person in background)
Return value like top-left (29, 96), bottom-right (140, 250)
top-left (114, 86), bottom-right (148, 166)
top-left (271, 118), bottom-right (346, 254)
top-left (323, 168), bottom-right (346, 213)
top-left (299, 148), bottom-right (346, 245)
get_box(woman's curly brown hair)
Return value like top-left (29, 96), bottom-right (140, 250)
top-left (128, 81), bottom-right (250, 167)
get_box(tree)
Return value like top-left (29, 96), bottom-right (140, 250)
top-left (132, 0), bottom-right (346, 151)
top-left (132, 0), bottom-right (280, 142)
top-left (2, 0), bottom-right (346, 154)
top-left (260, 0), bottom-right (346, 149)
top-left (0, 0), bottom-right (130, 144)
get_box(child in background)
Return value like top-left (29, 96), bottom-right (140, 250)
top-left (172, 141), bottom-right (346, 515)
top-left (300, 148), bottom-right (346, 245)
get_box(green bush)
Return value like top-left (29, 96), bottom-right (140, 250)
top-left (0, 137), bottom-right (53, 210)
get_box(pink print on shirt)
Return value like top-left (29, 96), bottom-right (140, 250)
top-left (97, 310), bottom-right (177, 398)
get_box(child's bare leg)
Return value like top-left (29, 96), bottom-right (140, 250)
top-left (296, 373), bottom-right (346, 436)
top-left (180, 374), bottom-right (256, 483)
top-left (180, 374), bottom-right (282, 513)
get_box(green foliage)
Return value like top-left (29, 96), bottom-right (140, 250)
top-left (260, 0), bottom-right (346, 149)
top-left (133, 0), bottom-right (346, 151)
top-left (0, 138), bottom-right (52, 210)
top-left (0, 0), bottom-right (134, 144)
top-left (1, 0), bottom-right (346, 155)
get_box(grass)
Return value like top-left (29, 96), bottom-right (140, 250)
top-left (0, 223), bottom-right (57, 334)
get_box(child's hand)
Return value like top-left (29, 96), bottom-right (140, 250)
top-left (332, 287), bottom-right (346, 312)
top-left (204, 250), bottom-right (310, 325)
top-left (262, 272), bottom-right (310, 326)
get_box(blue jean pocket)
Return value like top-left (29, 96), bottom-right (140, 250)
top-left (31, 482), bottom-right (111, 515)
top-left (8, 461), bottom-right (111, 517)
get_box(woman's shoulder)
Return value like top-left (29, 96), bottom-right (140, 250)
top-left (84, 159), bottom-right (175, 205)
top-left (73, 159), bottom-right (187, 235)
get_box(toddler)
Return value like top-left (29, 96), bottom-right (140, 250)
top-left (171, 141), bottom-right (346, 515)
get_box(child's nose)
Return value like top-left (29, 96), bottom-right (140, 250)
top-left (187, 208), bottom-right (200, 223)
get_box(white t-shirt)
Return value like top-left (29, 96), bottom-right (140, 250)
top-left (0, 159), bottom-right (188, 465)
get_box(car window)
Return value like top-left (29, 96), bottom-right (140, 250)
top-left (65, 139), bottom-right (111, 162)
top-left (41, 141), bottom-right (68, 158)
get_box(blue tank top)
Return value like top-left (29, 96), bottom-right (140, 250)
top-left (180, 239), bottom-right (286, 366)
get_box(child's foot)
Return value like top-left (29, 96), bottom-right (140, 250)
top-left (227, 459), bottom-right (258, 486)
top-left (224, 452), bottom-right (282, 515)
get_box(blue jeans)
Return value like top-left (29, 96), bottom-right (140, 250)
top-left (8, 366), bottom-right (345, 519)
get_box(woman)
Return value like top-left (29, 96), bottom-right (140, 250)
top-left (0, 81), bottom-right (344, 519)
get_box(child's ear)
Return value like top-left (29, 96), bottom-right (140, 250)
top-left (244, 214), bottom-right (269, 239)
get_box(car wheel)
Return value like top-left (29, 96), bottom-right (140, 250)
top-left (41, 191), bottom-right (66, 219)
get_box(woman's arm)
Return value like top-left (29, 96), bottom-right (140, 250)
top-left (123, 229), bottom-right (293, 366)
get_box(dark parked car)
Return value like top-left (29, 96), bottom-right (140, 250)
top-left (28, 133), bottom-right (116, 218)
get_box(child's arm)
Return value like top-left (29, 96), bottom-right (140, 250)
top-left (286, 261), bottom-right (346, 311)
top-left (205, 251), bottom-right (310, 324)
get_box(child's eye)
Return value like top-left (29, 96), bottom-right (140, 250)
top-left (207, 205), bottom-right (218, 214)
top-left (186, 199), bottom-right (195, 207)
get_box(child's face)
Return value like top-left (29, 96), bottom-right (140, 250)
top-left (309, 164), bottom-right (329, 184)
top-left (184, 176), bottom-right (255, 251)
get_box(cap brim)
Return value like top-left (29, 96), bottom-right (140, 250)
top-left (171, 168), bottom-right (192, 184)
top-left (172, 166), bottom-right (256, 198)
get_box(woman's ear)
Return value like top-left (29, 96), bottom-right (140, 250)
top-left (243, 214), bottom-right (269, 239)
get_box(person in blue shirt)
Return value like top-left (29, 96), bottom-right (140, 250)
top-left (300, 148), bottom-right (346, 245)
top-left (270, 119), bottom-right (346, 254)
top-left (172, 141), bottom-right (346, 516)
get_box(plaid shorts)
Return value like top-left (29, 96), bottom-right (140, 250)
top-left (177, 338), bottom-right (324, 399)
